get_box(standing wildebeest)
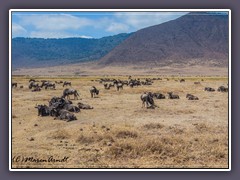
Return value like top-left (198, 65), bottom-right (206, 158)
top-left (29, 81), bottom-right (39, 89)
top-left (63, 81), bottom-right (71, 87)
top-left (12, 83), bottom-right (17, 88)
top-left (90, 86), bottom-right (99, 98)
top-left (141, 92), bottom-right (158, 108)
top-left (62, 88), bottom-right (80, 100)
top-left (217, 86), bottom-right (228, 92)
top-left (116, 83), bottom-right (123, 91)
top-left (186, 94), bottom-right (199, 100)
top-left (168, 92), bottom-right (180, 99)
top-left (204, 87), bottom-right (215, 92)
top-left (44, 82), bottom-right (56, 90)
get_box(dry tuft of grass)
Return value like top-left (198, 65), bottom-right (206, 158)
top-left (49, 130), bottom-right (71, 140)
top-left (143, 123), bottom-right (165, 130)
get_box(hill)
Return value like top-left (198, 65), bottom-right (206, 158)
top-left (12, 33), bottom-right (131, 68)
top-left (98, 12), bottom-right (229, 67)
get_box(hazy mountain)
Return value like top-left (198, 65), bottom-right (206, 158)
top-left (98, 12), bottom-right (229, 67)
top-left (12, 33), bottom-right (131, 68)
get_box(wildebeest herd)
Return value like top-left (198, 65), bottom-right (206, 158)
top-left (12, 77), bottom-right (228, 122)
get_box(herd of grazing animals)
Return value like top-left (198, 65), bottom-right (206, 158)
top-left (12, 77), bottom-right (228, 121)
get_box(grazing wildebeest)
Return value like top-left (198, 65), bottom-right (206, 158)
top-left (90, 86), bottom-right (99, 98)
top-left (12, 83), bottom-right (17, 88)
top-left (78, 102), bottom-right (94, 109)
top-left (29, 81), bottom-right (39, 89)
top-left (44, 83), bottom-right (56, 90)
top-left (63, 81), bottom-right (71, 87)
top-left (217, 86), bottom-right (228, 92)
top-left (153, 93), bottom-right (165, 99)
top-left (32, 86), bottom-right (41, 92)
top-left (54, 109), bottom-right (77, 122)
top-left (204, 87), bottom-right (215, 92)
top-left (186, 94), bottom-right (199, 100)
top-left (168, 92), bottom-right (180, 99)
top-left (62, 88), bottom-right (80, 100)
top-left (141, 92), bottom-right (158, 109)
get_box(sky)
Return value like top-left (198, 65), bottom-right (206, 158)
top-left (11, 11), bottom-right (189, 39)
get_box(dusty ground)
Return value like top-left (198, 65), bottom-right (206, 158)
top-left (11, 75), bottom-right (229, 169)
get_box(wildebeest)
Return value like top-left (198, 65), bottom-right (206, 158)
top-left (168, 92), bottom-right (180, 99)
top-left (140, 92), bottom-right (158, 108)
top-left (63, 81), bottom-right (71, 87)
top-left (78, 102), bottom-right (94, 109)
top-left (54, 109), bottom-right (77, 122)
top-left (204, 87), bottom-right (215, 92)
top-left (29, 79), bottom-right (35, 83)
top-left (32, 86), bottom-right (41, 92)
top-left (29, 81), bottom-right (39, 89)
top-left (194, 82), bottom-right (201, 85)
top-left (44, 83), bottom-right (56, 90)
top-left (90, 86), bottom-right (99, 98)
top-left (62, 88), bottom-right (80, 100)
top-left (217, 86), bottom-right (228, 92)
top-left (186, 94), bottom-right (199, 100)
top-left (116, 83), bottom-right (123, 91)
top-left (153, 93), bottom-right (165, 99)
top-left (35, 104), bottom-right (54, 116)
top-left (12, 83), bottom-right (17, 88)
top-left (20, 85), bottom-right (24, 88)
top-left (180, 79), bottom-right (185, 83)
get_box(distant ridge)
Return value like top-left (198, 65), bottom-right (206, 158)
top-left (12, 33), bottom-right (131, 68)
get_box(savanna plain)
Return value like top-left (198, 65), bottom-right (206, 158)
top-left (11, 75), bottom-right (229, 169)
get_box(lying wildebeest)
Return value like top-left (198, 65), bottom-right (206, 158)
top-left (141, 92), bottom-right (158, 109)
top-left (153, 93), bottom-right (165, 99)
top-left (186, 94), bottom-right (199, 100)
top-left (78, 102), bottom-right (94, 109)
top-left (54, 109), bottom-right (77, 122)
top-left (217, 86), bottom-right (228, 92)
top-left (90, 86), bottom-right (99, 98)
top-left (49, 96), bottom-right (79, 112)
top-left (12, 83), bottom-right (17, 88)
top-left (204, 87), bottom-right (215, 92)
top-left (194, 82), bottom-right (201, 85)
top-left (63, 81), bottom-right (71, 87)
top-left (62, 88), bottom-right (80, 100)
top-left (35, 104), bottom-right (54, 116)
top-left (168, 92), bottom-right (180, 99)
top-left (180, 79), bottom-right (185, 83)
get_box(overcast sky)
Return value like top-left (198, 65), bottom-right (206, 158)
top-left (11, 11), bottom-right (190, 39)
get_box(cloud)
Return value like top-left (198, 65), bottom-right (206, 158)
top-left (114, 12), bottom-right (188, 30)
top-left (106, 22), bottom-right (129, 33)
top-left (17, 14), bottom-right (93, 31)
top-left (30, 31), bottom-right (93, 39)
top-left (12, 23), bottom-right (27, 37)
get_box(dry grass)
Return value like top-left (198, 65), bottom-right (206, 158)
top-left (11, 75), bottom-right (229, 169)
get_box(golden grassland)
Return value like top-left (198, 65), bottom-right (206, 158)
top-left (11, 75), bottom-right (229, 169)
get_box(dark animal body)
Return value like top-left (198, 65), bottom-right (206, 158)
top-left (204, 87), bottom-right (215, 92)
top-left (78, 102), bottom-right (94, 109)
top-left (217, 86), bottom-right (228, 92)
top-left (90, 86), bottom-right (99, 98)
top-left (168, 92), bottom-right (180, 99)
top-left (62, 88), bottom-right (80, 100)
top-left (12, 83), bottom-right (17, 88)
top-left (140, 92), bottom-right (158, 109)
top-left (63, 81), bottom-right (71, 87)
top-left (186, 94), bottom-right (199, 100)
